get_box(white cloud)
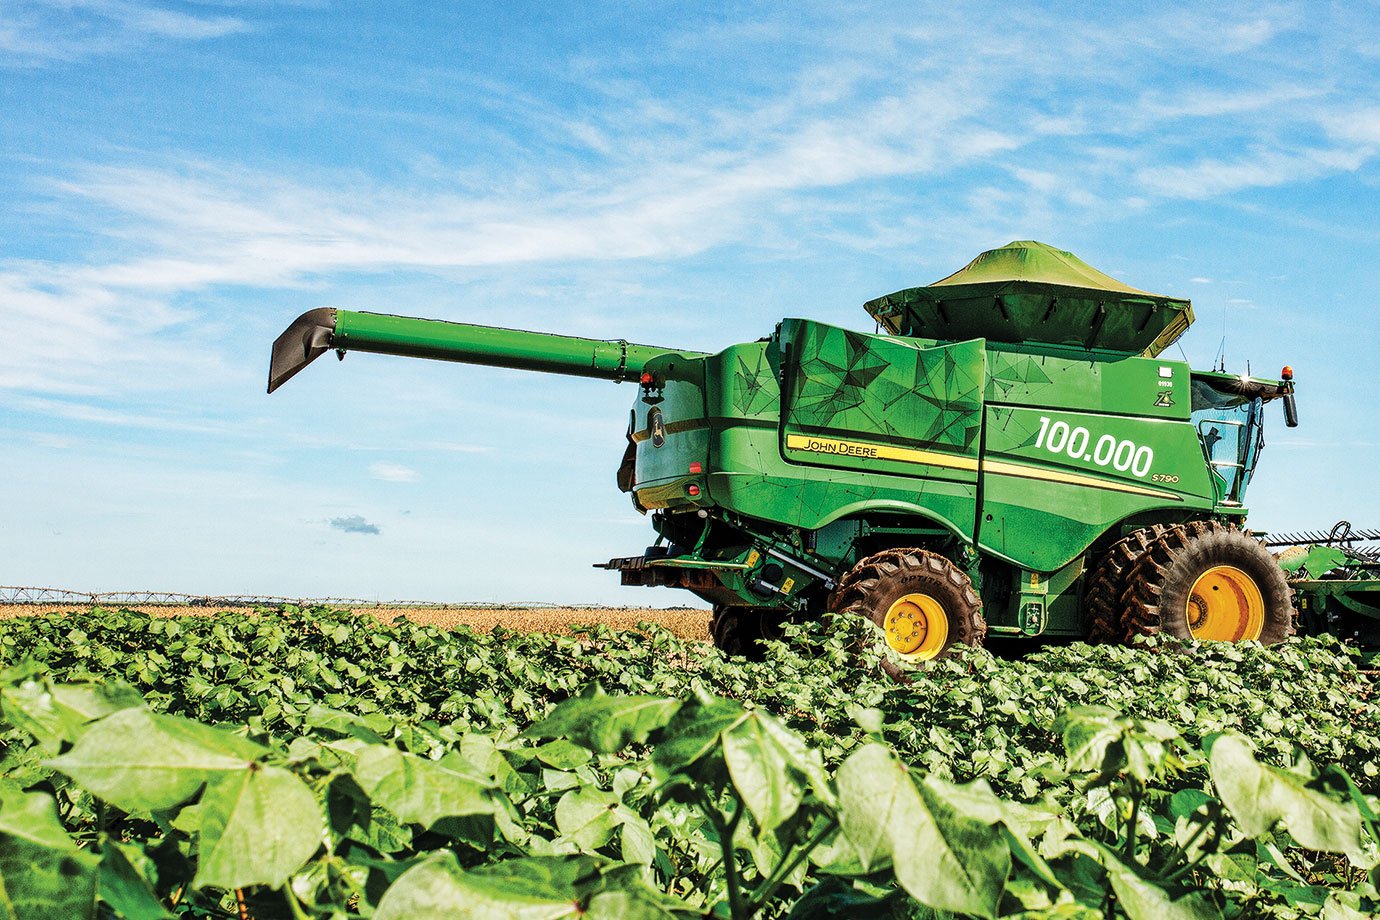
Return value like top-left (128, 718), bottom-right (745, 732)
top-left (0, 0), bottom-right (247, 64)
top-left (1129, 84), bottom-right (1324, 124)
top-left (1322, 109), bottom-right (1380, 146)
top-left (1135, 147), bottom-right (1371, 199)
top-left (115, 3), bottom-right (246, 40)
top-left (369, 462), bottom-right (420, 483)
top-left (0, 394), bottom-right (230, 433)
top-left (1222, 18), bottom-right (1279, 53)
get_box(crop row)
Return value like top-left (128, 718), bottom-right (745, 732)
top-left (0, 606), bottom-right (1375, 798)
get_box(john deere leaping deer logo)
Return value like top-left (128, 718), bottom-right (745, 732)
top-left (649, 407), bottom-right (667, 447)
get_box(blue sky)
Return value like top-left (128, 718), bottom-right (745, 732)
top-left (2, 1), bottom-right (1378, 604)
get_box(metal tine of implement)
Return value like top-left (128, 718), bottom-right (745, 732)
top-left (1263, 525), bottom-right (1380, 547)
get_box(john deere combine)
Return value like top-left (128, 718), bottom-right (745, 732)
top-left (269, 241), bottom-right (1378, 662)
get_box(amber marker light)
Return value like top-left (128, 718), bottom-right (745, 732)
top-left (1281, 365), bottom-right (1294, 380)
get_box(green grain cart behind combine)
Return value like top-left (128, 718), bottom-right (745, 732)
top-left (270, 241), bottom-right (1379, 663)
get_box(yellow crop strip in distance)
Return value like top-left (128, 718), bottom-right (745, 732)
top-left (784, 434), bottom-right (1181, 502)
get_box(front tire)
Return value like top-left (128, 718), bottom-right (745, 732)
top-left (1123, 522), bottom-right (1294, 644)
top-left (830, 549), bottom-right (985, 672)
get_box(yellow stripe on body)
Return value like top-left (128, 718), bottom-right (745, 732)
top-left (784, 434), bottom-right (979, 471)
top-left (783, 434), bottom-right (1181, 501)
top-left (982, 459), bottom-right (1181, 500)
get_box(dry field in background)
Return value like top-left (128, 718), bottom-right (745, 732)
top-left (0, 605), bottom-right (713, 641)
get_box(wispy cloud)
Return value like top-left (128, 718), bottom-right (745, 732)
top-left (0, 394), bottom-right (231, 432)
top-left (0, 0), bottom-right (248, 64)
top-left (369, 462), bottom-right (419, 483)
top-left (329, 515), bottom-right (380, 535)
top-left (1135, 147), bottom-right (1371, 199)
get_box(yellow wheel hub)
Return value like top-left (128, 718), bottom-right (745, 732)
top-left (882, 593), bottom-right (949, 659)
top-left (1185, 565), bottom-right (1265, 641)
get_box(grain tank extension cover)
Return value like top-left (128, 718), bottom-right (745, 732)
top-left (865, 241), bottom-right (1193, 357)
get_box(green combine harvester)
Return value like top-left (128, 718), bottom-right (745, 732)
top-left (269, 241), bottom-right (1380, 663)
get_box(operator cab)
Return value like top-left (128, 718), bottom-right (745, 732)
top-left (1190, 371), bottom-right (1295, 506)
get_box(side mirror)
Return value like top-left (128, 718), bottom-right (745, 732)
top-left (1283, 388), bottom-right (1299, 428)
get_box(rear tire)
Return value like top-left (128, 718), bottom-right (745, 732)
top-left (1123, 522), bottom-right (1294, 644)
top-left (1083, 525), bottom-right (1170, 643)
top-left (709, 606), bottom-right (782, 660)
top-left (829, 549), bottom-right (985, 676)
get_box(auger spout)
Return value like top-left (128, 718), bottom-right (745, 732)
top-left (268, 308), bottom-right (703, 393)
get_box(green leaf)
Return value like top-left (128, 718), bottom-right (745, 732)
top-left (325, 772), bottom-right (413, 853)
top-left (1170, 789), bottom-right (1212, 820)
top-left (459, 735), bottom-right (528, 795)
top-left (584, 887), bottom-right (681, 919)
top-left (354, 745), bottom-right (498, 829)
top-left (1099, 848), bottom-right (1219, 920)
top-left (374, 852), bottom-right (600, 920)
top-left (1208, 734), bottom-right (1378, 868)
top-left (1323, 891), bottom-right (1377, 920)
top-left (1055, 706), bottom-right (1124, 772)
top-left (526, 693), bottom-right (681, 753)
top-left (96, 842), bottom-right (172, 920)
top-left (619, 814), bottom-right (657, 867)
top-left (1, 679), bottom-right (143, 751)
top-left (785, 877), bottom-right (902, 920)
top-left (837, 744), bottom-right (1009, 919)
top-left (304, 705), bottom-right (388, 743)
top-left (192, 765), bottom-right (322, 890)
top-left (1055, 706), bottom-right (1180, 783)
top-left (580, 864), bottom-right (685, 919)
top-left (652, 696), bottom-right (748, 776)
top-left (554, 788), bottom-right (622, 851)
top-left (845, 704), bottom-right (884, 736)
top-left (535, 739), bottom-right (594, 771)
top-left (47, 708), bottom-right (268, 813)
top-left (921, 775), bottom-right (1063, 891)
top-left (0, 787), bottom-right (99, 920)
top-left (722, 711), bottom-right (807, 832)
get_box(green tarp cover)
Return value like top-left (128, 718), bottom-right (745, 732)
top-left (865, 241), bottom-right (1194, 357)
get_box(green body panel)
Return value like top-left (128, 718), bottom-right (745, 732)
top-left (984, 347), bottom-right (1191, 420)
top-left (780, 321), bottom-right (985, 485)
top-left (980, 406), bottom-right (1215, 569)
top-left (627, 355), bottom-right (709, 499)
